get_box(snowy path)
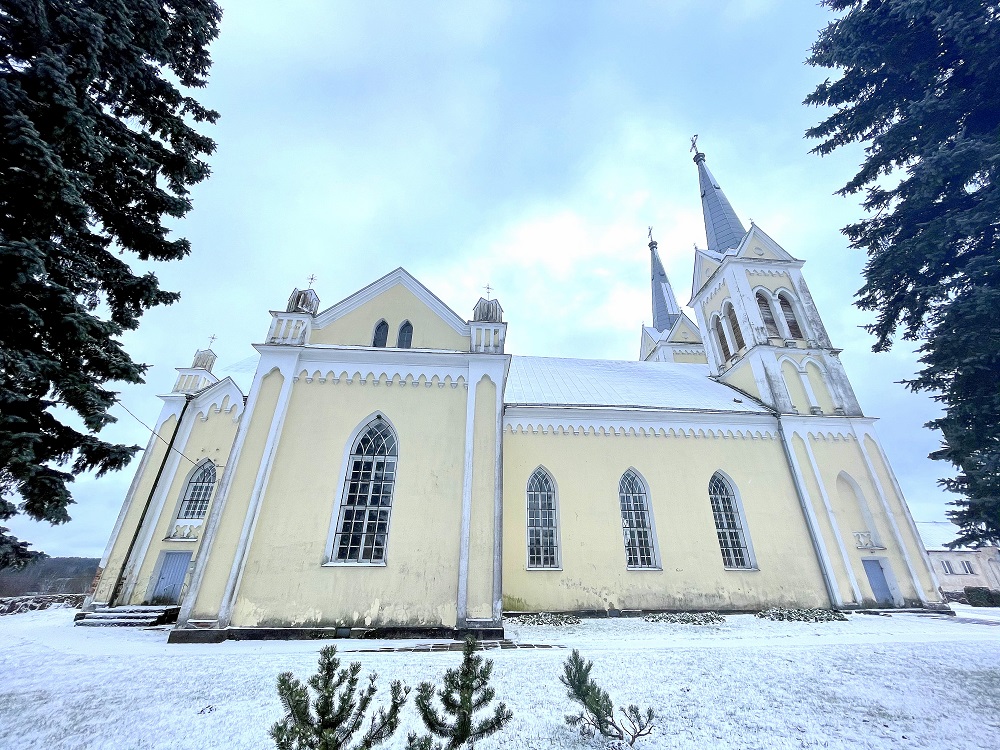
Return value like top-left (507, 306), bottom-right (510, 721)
top-left (2, 607), bottom-right (1000, 749)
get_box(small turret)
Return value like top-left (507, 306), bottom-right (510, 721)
top-left (172, 348), bottom-right (220, 393)
top-left (470, 297), bottom-right (506, 353)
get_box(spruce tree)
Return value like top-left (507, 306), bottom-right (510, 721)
top-left (560, 649), bottom-right (654, 746)
top-left (271, 645), bottom-right (409, 750)
top-left (805, 1), bottom-right (1000, 545)
top-left (407, 636), bottom-right (512, 750)
top-left (0, 0), bottom-right (221, 564)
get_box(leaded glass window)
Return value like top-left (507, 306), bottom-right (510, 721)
top-left (527, 469), bottom-right (559, 568)
top-left (714, 317), bottom-right (732, 361)
top-left (334, 419), bottom-right (397, 563)
top-left (725, 303), bottom-right (745, 351)
top-left (373, 320), bottom-right (389, 347)
top-left (177, 462), bottom-right (216, 520)
top-left (756, 292), bottom-right (780, 337)
top-left (778, 295), bottom-right (804, 339)
top-left (709, 472), bottom-right (752, 569)
top-left (620, 470), bottom-right (656, 568)
top-left (397, 321), bottom-right (413, 349)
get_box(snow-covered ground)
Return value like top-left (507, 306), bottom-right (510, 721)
top-left (2, 607), bottom-right (1000, 749)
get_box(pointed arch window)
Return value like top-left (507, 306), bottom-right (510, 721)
top-left (397, 321), bottom-right (413, 349)
top-left (756, 292), bottom-right (780, 338)
top-left (708, 473), bottom-right (753, 569)
top-left (177, 462), bottom-right (216, 520)
top-left (713, 317), bottom-right (732, 361)
top-left (725, 303), bottom-right (746, 351)
top-left (372, 320), bottom-right (389, 347)
top-left (333, 419), bottom-right (397, 563)
top-left (778, 295), bottom-right (804, 339)
top-left (620, 470), bottom-right (658, 569)
top-left (527, 468), bottom-right (559, 568)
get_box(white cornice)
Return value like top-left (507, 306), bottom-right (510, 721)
top-left (312, 267), bottom-right (471, 336)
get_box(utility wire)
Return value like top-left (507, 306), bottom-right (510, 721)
top-left (115, 400), bottom-right (198, 467)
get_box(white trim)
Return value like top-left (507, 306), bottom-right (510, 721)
top-left (525, 466), bottom-right (562, 571)
top-left (165, 458), bottom-right (218, 541)
top-left (312, 267), bottom-right (470, 336)
top-left (710, 470), bottom-right (759, 571)
top-left (620, 467), bottom-right (662, 571)
top-left (837, 470), bottom-right (884, 548)
top-left (504, 407), bottom-right (778, 439)
top-left (456, 374), bottom-right (478, 626)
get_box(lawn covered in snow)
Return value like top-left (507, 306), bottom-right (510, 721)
top-left (2, 607), bottom-right (1000, 749)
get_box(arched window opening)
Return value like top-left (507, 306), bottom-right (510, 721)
top-left (397, 321), bottom-right (413, 349)
top-left (708, 473), bottom-right (752, 569)
top-left (372, 320), bottom-right (389, 347)
top-left (620, 470), bottom-right (657, 568)
top-left (756, 293), bottom-right (780, 337)
top-left (714, 317), bottom-right (732, 361)
top-left (725, 304), bottom-right (746, 351)
top-left (333, 419), bottom-right (397, 563)
top-left (778, 295), bottom-right (804, 339)
top-left (527, 469), bottom-right (559, 568)
top-left (177, 462), bottom-right (216, 520)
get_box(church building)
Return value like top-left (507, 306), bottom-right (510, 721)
top-left (85, 150), bottom-right (945, 642)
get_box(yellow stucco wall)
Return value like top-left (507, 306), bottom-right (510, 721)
top-left (227, 372), bottom-right (469, 628)
top-left (782, 360), bottom-right (810, 413)
top-left (126, 402), bottom-right (240, 604)
top-left (701, 280), bottom-right (733, 323)
top-left (721, 359), bottom-right (760, 400)
top-left (467, 376), bottom-right (498, 619)
top-left (805, 362), bottom-right (837, 414)
top-left (502, 428), bottom-right (829, 612)
top-left (673, 351), bottom-right (709, 364)
top-left (310, 283), bottom-right (470, 351)
top-left (92, 414), bottom-right (177, 604)
top-left (748, 272), bottom-right (794, 295)
top-left (189, 370), bottom-right (286, 620)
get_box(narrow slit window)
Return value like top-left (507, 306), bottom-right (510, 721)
top-left (709, 473), bottom-right (752, 569)
top-left (756, 293), bottom-right (780, 337)
top-left (714, 317), bottom-right (732, 361)
top-left (333, 419), bottom-right (397, 563)
top-left (725, 304), bottom-right (746, 351)
top-left (778, 295), bottom-right (804, 339)
top-left (397, 321), bottom-right (413, 349)
top-left (526, 469), bottom-right (559, 568)
top-left (372, 320), bottom-right (389, 347)
top-left (177, 462), bottom-right (216, 520)
top-left (620, 470), bottom-right (657, 568)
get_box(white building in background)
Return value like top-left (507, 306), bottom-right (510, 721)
top-left (917, 521), bottom-right (1000, 594)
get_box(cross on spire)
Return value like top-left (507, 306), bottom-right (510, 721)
top-left (207, 334), bottom-right (217, 348)
top-left (307, 274), bottom-right (317, 289)
top-left (484, 283), bottom-right (494, 300)
top-left (690, 134), bottom-right (699, 153)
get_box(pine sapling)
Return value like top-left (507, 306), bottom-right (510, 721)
top-left (271, 645), bottom-right (409, 750)
top-left (560, 649), bottom-right (654, 746)
top-left (407, 636), bottom-right (513, 749)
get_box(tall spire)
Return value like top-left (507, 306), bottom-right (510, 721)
top-left (693, 148), bottom-right (746, 254)
top-left (649, 232), bottom-right (681, 332)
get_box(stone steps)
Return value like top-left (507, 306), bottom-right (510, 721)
top-left (74, 605), bottom-right (180, 627)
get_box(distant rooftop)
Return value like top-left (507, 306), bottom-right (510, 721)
top-left (916, 521), bottom-right (967, 551)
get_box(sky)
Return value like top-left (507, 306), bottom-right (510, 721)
top-left (7, 0), bottom-right (960, 557)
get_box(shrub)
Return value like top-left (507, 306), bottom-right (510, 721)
top-left (271, 645), bottom-right (408, 750)
top-left (560, 649), bottom-right (654, 746)
top-left (964, 587), bottom-right (1000, 607)
top-left (755, 608), bottom-right (847, 622)
top-left (505, 612), bottom-right (581, 626)
top-left (643, 612), bottom-right (724, 625)
top-left (407, 636), bottom-right (512, 750)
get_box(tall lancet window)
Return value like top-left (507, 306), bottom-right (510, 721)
top-left (708, 472), bottom-right (753, 569)
top-left (619, 470), bottom-right (657, 568)
top-left (756, 293), bottom-right (780, 338)
top-left (778, 295), bottom-right (804, 339)
top-left (526, 468), bottom-right (559, 568)
top-left (725, 303), bottom-right (745, 351)
top-left (333, 419), bottom-right (397, 563)
top-left (177, 461), bottom-right (216, 520)
top-left (372, 320), bottom-right (389, 347)
top-left (714, 317), bottom-right (732, 361)
top-left (397, 321), bottom-right (413, 349)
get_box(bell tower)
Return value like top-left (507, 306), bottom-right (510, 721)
top-left (686, 149), bottom-right (862, 417)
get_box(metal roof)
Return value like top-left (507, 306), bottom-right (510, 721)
top-left (650, 243), bottom-right (681, 332)
top-left (915, 521), bottom-right (968, 551)
top-left (694, 151), bottom-right (747, 254)
top-left (505, 355), bottom-right (768, 413)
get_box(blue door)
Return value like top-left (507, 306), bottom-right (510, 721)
top-left (862, 558), bottom-right (894, 606)
top-left (151, 551), bottom-right (191, 604)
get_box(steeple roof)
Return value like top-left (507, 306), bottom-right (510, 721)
top-left (649, 239), bottom-right (681, 332)
top-left (694, 150), bottom-right (746, 254)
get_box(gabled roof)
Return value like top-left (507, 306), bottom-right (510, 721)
top-left (313, 268), bottom-right (469, 335)
top-left (734, 224), bottom-right (801, 263)
top-left (689, 248), bottom-right (722, 301)
top-left (505, 356), bottom-right (766, 413)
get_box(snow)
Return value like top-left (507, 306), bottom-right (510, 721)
top-left (2, 609), bottom-right (1000, 749)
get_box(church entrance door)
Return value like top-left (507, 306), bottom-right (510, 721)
top-left (151, 551), bottom-right (192, 605)
top-left (862, 558), bottom-right (894, 606)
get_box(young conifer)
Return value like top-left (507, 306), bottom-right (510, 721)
top-left (271, 645), bottom-right (409, 750)
top-left (407, 636), bottom-right (512, 749)
top-left (560, 649), bottom-right (654, 746)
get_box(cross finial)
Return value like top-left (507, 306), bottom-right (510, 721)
top-left (484, 283), bottom-right (494, 300)
top-left (307, 274), bottom-right (317, 289)
top-left (207, 334), bottom-right (217, 348)
top-left (690, 134), bottom-right (699, 153)
top-left (648, 225), bottom-right (653, 241)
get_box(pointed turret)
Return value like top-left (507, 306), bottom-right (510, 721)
top-left (649, 236), bottom-right (681, 332)
top-left (694, 149), bottom-right (746, 254)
